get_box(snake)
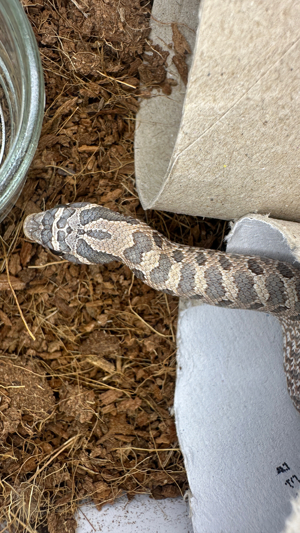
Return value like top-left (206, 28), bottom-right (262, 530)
top-left (23, 202), bottom-right (300, 412)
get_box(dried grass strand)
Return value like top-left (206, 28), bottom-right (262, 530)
top-left (1, 239), bottom-right (35, 341)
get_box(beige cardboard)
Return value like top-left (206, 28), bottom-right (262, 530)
top-left (134, 0), bottom-right (200, 207)
top-left (135, 0), bottom-right (300, 221)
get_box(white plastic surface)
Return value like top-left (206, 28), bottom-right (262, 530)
top-left (76, 495), bottom-right (193, 533)
top-left (175, 216), bottom-right (300, 533)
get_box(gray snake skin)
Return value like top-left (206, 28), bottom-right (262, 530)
top-left (23, 203), bottom-right (300, 412)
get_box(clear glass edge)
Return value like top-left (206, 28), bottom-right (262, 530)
top-left (0, 0), bottom-right (45, 221)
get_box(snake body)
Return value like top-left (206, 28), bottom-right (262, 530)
top-left (23, 203), bottom-right (300, 411)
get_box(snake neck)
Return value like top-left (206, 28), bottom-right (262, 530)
top-left (119, 226), bottom-right (300, 320)
top-left (23, 204), bottom-right (300, 319)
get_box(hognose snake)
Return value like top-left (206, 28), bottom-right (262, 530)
top-left (23, 203), bottom-right (300, 412)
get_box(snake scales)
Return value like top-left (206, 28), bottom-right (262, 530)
top-left (23, 203), bottom-right (300, 412)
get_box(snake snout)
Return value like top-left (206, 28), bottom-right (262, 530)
top-left (23, 213), bottom-right (44, 243)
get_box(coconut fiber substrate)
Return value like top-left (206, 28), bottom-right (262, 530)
top-left (0, 1), bottom-right (226, 531)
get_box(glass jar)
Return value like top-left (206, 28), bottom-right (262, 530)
top-left (0, 0), bottom-right (44, 221)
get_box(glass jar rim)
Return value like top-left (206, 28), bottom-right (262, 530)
top-left (0, 0), bottom-right (44, 220)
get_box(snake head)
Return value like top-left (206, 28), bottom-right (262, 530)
top-left (23, 204), bottom-right (90, 262)
top-left (23, 210), bottom-right (55, 248)
top-left (23, 203), bottom-right (130, 265)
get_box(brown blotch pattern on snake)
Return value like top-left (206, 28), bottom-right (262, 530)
top-left (217, 299), bottom-right (233, 307)
top-left (265, 274), bottom-right (287, 307)
top-left (123, 232), bottom-right (153, 264)
top-left (204, 266), bottom-right (226, 301)
top-left (57, 208), bottom-right (76, 229)
top-left (80, 206), bottom-right (139, 226)
top-left (247, 258), bottom-right (264, 276)
top-left (277, 262), bottom-right (295, 279)
top-left (178, 263), bottom-right (196, 294)
top-left (57, 231), bottom-right (71, 253)
top-left (132, 268), bottom-right (145, 281)
top-left (172, 250), bottom-right (184, 263)
top-left (219, 255), bottom-right (233, 271)
top-left (153, 233), bottom-right (163, 249)
top-left (86, 229), bottom-right (112, 241)
top-left (195, 252), bottom-right (207, 267)
top-left (249, 302), bottom-right (264, 310)
top-left (77, 239), bottom-right (121, 264)
top-left (233, 271), bottom-right (257, 305)
top-left (272, 305), bottom-right (289, 314)
top-left (295, 280), bottom-right (300, 301)
top-left (150, 254), bottom-right (172, 285)
top-left (41, 208), bottom-right (60, 248)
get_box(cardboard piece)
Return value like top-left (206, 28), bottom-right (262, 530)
top-left (134, 0), bottom-right (200, 210)
top-left (135, 0), bottom-right (300, 221)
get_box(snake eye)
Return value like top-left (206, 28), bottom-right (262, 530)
top-left (53, 203), bottom-right (69, 209)
top-left (50, 249), bottom-right (64, 257)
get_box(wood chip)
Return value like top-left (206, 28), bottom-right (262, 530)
top-left (78, 145), bottom-right (99, 153)
top-left (171, 23), bottom-right (191, 55)
top-left (86, 355), bottom-right (115, 373)
top-left (99, 389), bottom-right (123, 406)
top-left (0, 274), bottom-right (25, 291)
